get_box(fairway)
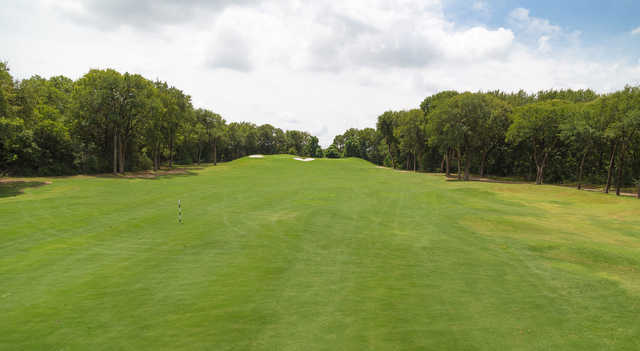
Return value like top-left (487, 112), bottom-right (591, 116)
top-left (2, 155), bottom-right (640, 350)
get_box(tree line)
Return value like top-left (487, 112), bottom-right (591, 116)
top-left (330, 87), bottom-right (640, 196)
top-left (0, 63), bottom-right (322, 176)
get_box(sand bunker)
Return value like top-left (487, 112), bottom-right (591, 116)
top-left (249, 154), bottom-right (264, 158)
top-left (293, 157), bottom-right (314, 162)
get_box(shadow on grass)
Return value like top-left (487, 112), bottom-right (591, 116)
top-left (444, 174), bottom-right (529, 184)
top-left (93, 167), bottom-right (202, 180)
top-left (0, 181), bottom-right (50, 198)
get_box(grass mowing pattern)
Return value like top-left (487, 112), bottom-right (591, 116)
top-left (1, 155), bottom-right (640, 350)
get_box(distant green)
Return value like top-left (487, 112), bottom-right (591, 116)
top-left (2, 156), bottom-right (640, 350)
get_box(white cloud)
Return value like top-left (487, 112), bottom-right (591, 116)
top-left (537, 35), bottom-right (551, 53)
top-left (206, 29), bottom-right (252, 72)
top-left (48, 0), bottom-right (257, 30)
top-left (508, 8), bottom-right (560, 35)
top-left (1, 1), bottom-right (639, 146)
top-left (632, 26), bottom-right (640, 35)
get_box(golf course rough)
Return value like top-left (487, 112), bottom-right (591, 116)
top-left (1, 155), bottom-right (640, 350)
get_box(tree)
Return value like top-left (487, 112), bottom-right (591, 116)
top-left (427, 93), bottom-right (507, 180)
top-left (394, 109), bottom-right (426, 171)
top-left (304, 135), bottom-right (320, 157)
top-left (420, 90), bottom-right (458, 114)
top-left (594, 95), bottom-right (620, 193)
top-left (256, 124), bottom-right (282, 154)
top-left (604, 87), bottom-right (640, 195)
top-left (324, 145), bottom-right (341, 158)
top-left (422, 91), bottom-right (460, 176)
top-left (72, 69), bottom-right (123, 174)
top-left (196, 109), bottom-right (225, 165)
top-left (560, 102), bottom-right (599, 189)
top-left (358, 128), bottom-right (382, 163)
top-left (155, 82), bottom-right (192, 169)
top-left (332, 134), bottom-right (345, 154)
top-left (0, 62), bottom-right (15, 120)
top-left (285, 130), bottom-right (309, 156)
top-left (114, 73), bottom-right (155, 173)
top-left (376, 111), bottom-right (398, 168)
top-left (507, 100), bottom-right (572, 184)
top-left (2, 63), bottom-right (325, 176)
top-left (476, 96), bottom-right (511, 178)
top-left (145, 86), bottom-right (166, 171)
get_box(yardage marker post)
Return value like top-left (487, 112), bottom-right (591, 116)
top-left (178, 200), bottom-right (183, 224)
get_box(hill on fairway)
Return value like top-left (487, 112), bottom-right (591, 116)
top-left (2, 155), bottom-right (640, 350)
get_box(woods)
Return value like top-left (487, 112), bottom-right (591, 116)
top-left (330, 86), bottom-right (640, 195)
top-left (0, 63), bottom-right (321, 176)
top-left (3, 61), bottom-right (640, 195)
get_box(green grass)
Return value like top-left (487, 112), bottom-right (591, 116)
top-left (2, 155), bottom-right (640, 350)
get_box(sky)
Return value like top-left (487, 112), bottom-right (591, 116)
top-left (1, 0), bottom-right (640, 146)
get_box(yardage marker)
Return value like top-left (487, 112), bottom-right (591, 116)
top-left (178, 200), bottom-right (183, 224)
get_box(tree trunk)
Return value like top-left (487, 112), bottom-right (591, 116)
top-left (152, 147), bottom-right (157, 171)
top-left (615, 145), bottom-right (626, 196)
top-left (577, 148), bottom-right (588, 190)
top-left (540, 151), bottom-right (549, 184)
top-left (118, 137), bottom-right (126, 174)
top-left (440, 153), bottom-right (445, 172)
top-left (532, 142), bottom-right (541, 184)
top-left (605, 143), bottom-right (616, 193)
top-left (153, 141), bottom-right (160, 171)
top-left (387, 142), bottom-right (395, 169)
top-left (456, 148), bottom-right (462, 180)
top-left (480, 150), bottom-right (487, 178)
top-left (213, 137), bottom-right (218, 166)
top-left (197, 142), bottom-right (202, 165)
top-left (413, 151), bottom-right (417, 172)
top-left (464, 153), bottom-right (471, 181)
top-left (113, 131), bottom-right (118, 175)
top-left (445, 149), bottom-right (450, 177)
top-left (169, 133), bottom-right (174, 168)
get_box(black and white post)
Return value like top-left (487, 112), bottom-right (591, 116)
top-left (178, 200), bottom-right (183, 224)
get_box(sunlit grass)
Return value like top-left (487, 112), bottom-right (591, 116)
top-left (1, 155), bottom-right (639, 350)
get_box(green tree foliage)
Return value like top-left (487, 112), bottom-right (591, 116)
top-left (428, 93), bottom-right (508, 180)
top-left (560, 102), bottom-right (599, 189)
top-left (344, 136), bottom-right (360, 157)
top-left (507, 100), bottom-right (573, 184)
top-left (304, 136), bottom-right (321, 157)
top-left (1, 63), bottom-right (320, 176)
top-left (420, 90), bottom-right (458, 114)
top-left (331, 127), bottom-right (385, 163)
top-left (324, 145), bottom-right (341, 158)
top-left (395, 109), bottom-right (426, 171)
top-left (376, 111), bottom-right (398, 168)
top-left (603, 87), bottom-right (640, 195)
top-left (0, 62), bottom-right (15, 119)
top-left (338, 87), bottom-right (640, 196)
top-left (284, 130), bottom-right (311, 156)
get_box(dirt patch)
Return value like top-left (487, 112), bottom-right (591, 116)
top-left (374, 166), bottom-right (412, 173)
top-left (582, 188), bottom-right (638, 198)
top-left (444, 175), bottom-right (528, 184)
top-left (104, 168), bottom-right (193, 179)
top-left (442, 174), bottom-right (640, 198)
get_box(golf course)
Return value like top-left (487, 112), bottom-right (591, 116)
top-left (1, 155), bottom-right (640, 350)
